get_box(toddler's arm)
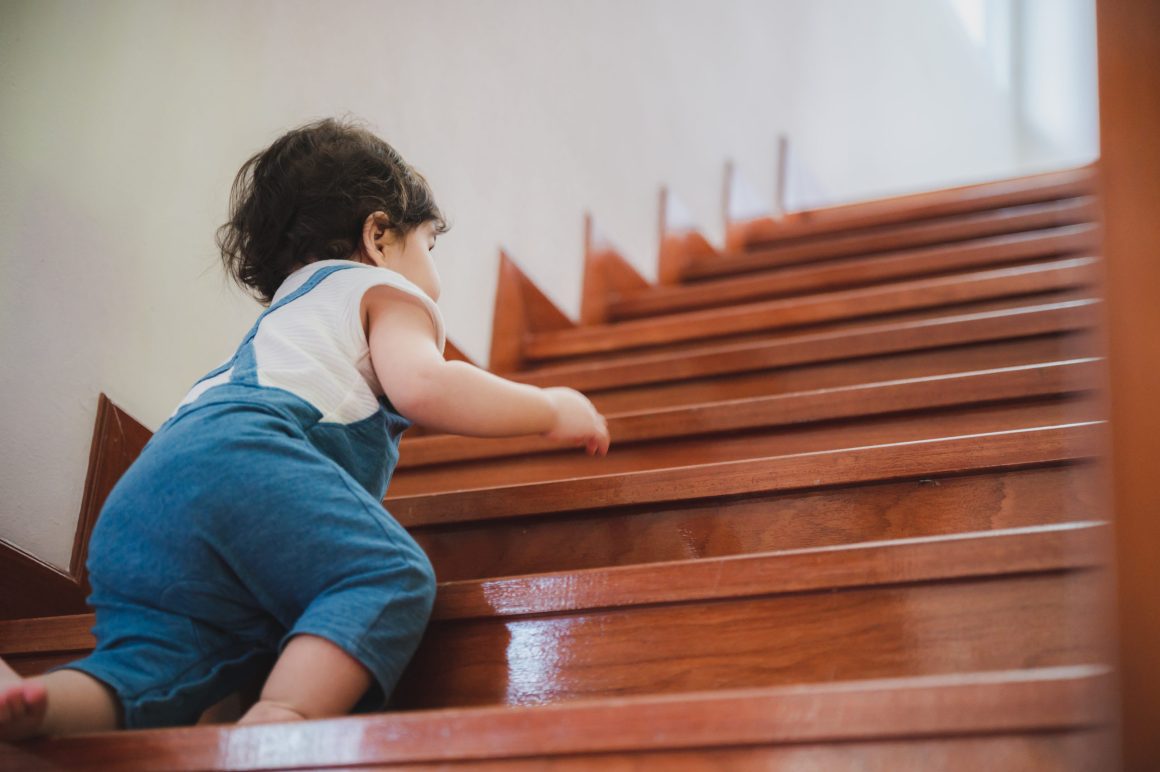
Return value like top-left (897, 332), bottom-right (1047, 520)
top-left (363, 286), bottom-right (610, 454)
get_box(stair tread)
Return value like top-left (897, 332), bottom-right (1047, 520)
top-left (432, 522), bottom-right (1106, 621)
top-left (693, 195), bottom-right (1096, 280)
top-left (612, 223), bottom-right (1098, 320)
top-left (732, 165), bottom-right (1095, 247)
top-left (514, 298), bottom-right (1099, 391)
top-left (528, 256), bottom-right (1096, 361)
top-left (389, 422), bottom-right (1101, 526)
top-left (3, 666), bottom-right (1111, 770)
top-left (399, 358), bottom-right (1100, 467)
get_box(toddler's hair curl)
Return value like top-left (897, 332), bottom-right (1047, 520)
top-left (217, 117), bottom-right (447, 305)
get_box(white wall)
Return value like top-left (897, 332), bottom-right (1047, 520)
top-left (0, 0), bottom-right (1096, 569)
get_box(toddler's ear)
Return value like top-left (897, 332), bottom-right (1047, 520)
top-left (360, 211), bottom-right (393, 262)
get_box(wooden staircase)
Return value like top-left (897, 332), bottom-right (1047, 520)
top-left (0, 165), bottom-right (1115, 769)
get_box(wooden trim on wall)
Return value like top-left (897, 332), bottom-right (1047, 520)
top-left (0, 394), bottom-right (151, 620)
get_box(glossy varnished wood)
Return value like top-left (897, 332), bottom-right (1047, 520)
top-left (513, 299), bottom-right (1099, 392)
top-left (429, 523), bottom-right (1107, 621)
top-left (389, 423), bottom-right (1100, 527)
top-left (1, 668), bottom-right (1111, 771)
top-left (612, 223), bottom-right (1098, 320)
top-left (525, 257), bottom-right (1096, 362)
top-left (414, 463), bottom-right (1100, 581)
top-left (685, 196), bottom-right (1096, 281)
top-left (395, 568), bottom-right (1107, 708)
top-left (585, 331), bottom-right (1098, 415)
top-left (388, 396), bottom-right (1097, 495)
top-left (727, 165), bottom-right (1095, 249)
top-left (487, 250), bottom-right (574, 374)
top-left (399, 359), bottom-right (1099, 468)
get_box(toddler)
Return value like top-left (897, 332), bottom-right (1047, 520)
top-left (0, 117), bottom-right (610, 739)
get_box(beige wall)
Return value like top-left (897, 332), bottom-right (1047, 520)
top-left (0, 0), bottom-right (1094, 568)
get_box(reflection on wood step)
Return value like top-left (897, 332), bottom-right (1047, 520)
top-left (612, 223), bottom-right (1098, 320)
top-left (395, 544), bottom-right (1108, 708)
top-left (0, 666), bottom-right (1112, 771)
top-left (415, 463), bottom-right (1100, 581)
top-left (432, 522), bottom-right (1107, 621)
top-left (400, 359), bottom-right (1099, 467)
top-left (688, 196), bottom-right (1097, 280)
top-left (389, 423), bottom-right (1100, 527)
top-left (580, 331), bottom-right (1097, 414)
top-left (527, 257), bottom-right (1097, 362)
top-left (515, 299), bottom-right (1099, 392)
top-left (390, 397), bottom-right (1097, 494)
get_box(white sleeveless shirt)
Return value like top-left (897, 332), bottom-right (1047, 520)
top-left (172, 260), bottom-right (446, 424)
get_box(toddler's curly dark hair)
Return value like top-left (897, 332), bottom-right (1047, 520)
top-left (217, 117), bottom-right (448, 305)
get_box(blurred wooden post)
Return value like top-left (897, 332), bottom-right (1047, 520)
top-left (1095, 0), bottom-right (1160, 768)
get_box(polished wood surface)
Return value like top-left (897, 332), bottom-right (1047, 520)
top-left (1095, 0), bottom-right (1160, 766)
top-left (586, 331), bottom-right (1097, 414)
top-left (687, 196), bottom-right (1096, 280)
top-left (390, 397), bottom-right (1097, 495)
top-left (389, 423), bottom-right (1099, 527)
top-left (1, 668), bottom-right (1111, 770)
top-left (430, 523), bottom-right (1106, 621)
top-left (399, 359), bottom-right (1099, 467)
top-left (396, 570), bottom-right (1106, 708)
top-left (515, 299), bottom-right (1099, 392)
top-left (728, 164), bottom-right (1094, 249)
top-left (526, 257), bottom-right (1096, 362)
top-left (614, 223), bottom-right (1097, 320)
top-left (414, 464), bottom-right (1100, 581)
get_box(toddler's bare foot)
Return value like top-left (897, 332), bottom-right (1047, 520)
top-left (237, 699), bottom-right (307, 725)
top-left (0, 680), bottom-right (49, 741)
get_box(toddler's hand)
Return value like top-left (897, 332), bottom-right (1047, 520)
top-left (542, 387), bottom-right (611, 456)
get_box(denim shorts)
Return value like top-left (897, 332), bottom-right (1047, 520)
top-left (57, 394), bottom-right (437, 729)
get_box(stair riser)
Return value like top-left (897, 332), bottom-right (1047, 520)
top-left (394, 569), bottom-right (1108, 709)
top-left (388, 396), bottom-right (1096, 496)
top-left (612, 224), bottom-right (1098, 320)
top-left (414, 464), bottom-right (1099, 582)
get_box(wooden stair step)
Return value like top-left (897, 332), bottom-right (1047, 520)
top-left (526, 257), bottom-right (1097, 363)
top-left (513, 298), bottom-right (1099, 392)
top-left (551, 286), bottom-right (1093, 373)
top-left (0, 667), bottom-right (1112, 771)
top-left (389, 423), bottom-right (1100, 527)
top-left (583, 329), bottom-right (1096, 414)
top-left (414, 463), bottom-right (1100, 582)
top-left (687, 195), bottom-right (1096, 281)
top-left (393, 524), bottom-right (1109, 708)
top-left (399, 359), bottom-right (1099, 467)
top-left (430, 522), bottom-right (1107, 621)
top-left (732, 164), bottom-right (1095, 248)
top-left (389, 397), bottom-right (1096, 495)
top-left (612, 222), bottom-right (1098, 320)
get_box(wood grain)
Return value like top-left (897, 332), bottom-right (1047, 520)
top-left (0, 668), bottom-right (1112, 771)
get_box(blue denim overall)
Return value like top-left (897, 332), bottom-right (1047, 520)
top-left (61, 264), bottom-right (437, 729)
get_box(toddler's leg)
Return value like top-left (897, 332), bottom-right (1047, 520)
top-left (238, 634), bottom-right (372, 724)
top-left (1, 656), bottom-right (120, 740)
